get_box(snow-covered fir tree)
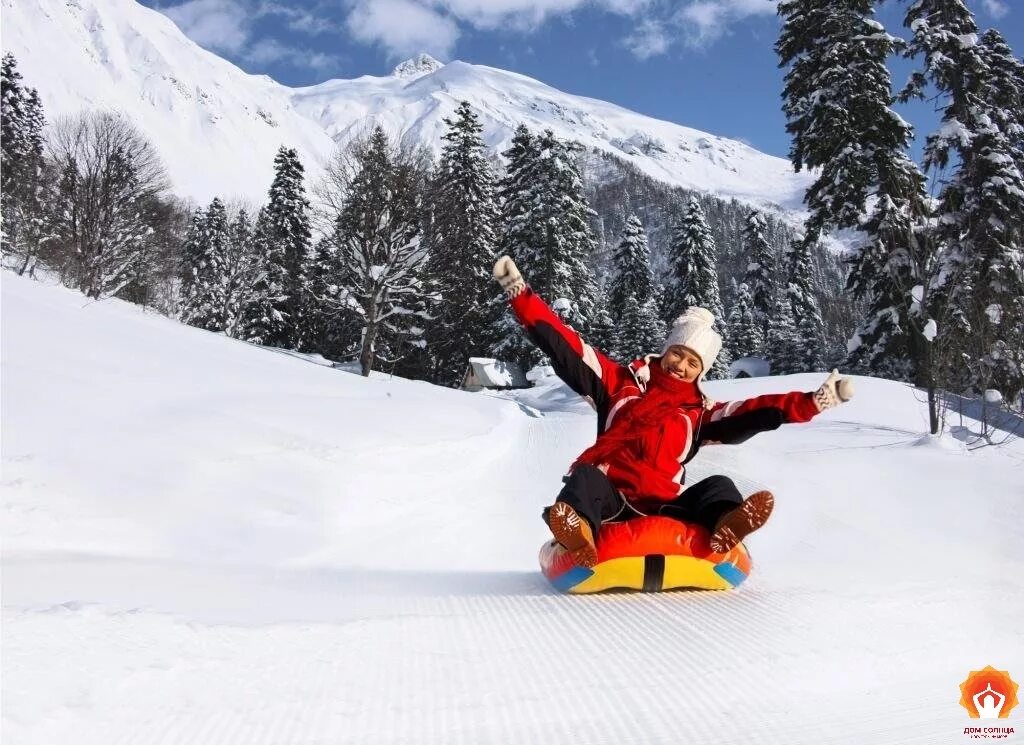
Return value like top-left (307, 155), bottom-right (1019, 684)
top-left (302, 235), bottom-right (352, 360)
top-left (263, 146), bottom-right (311, 349)
top-left (237, 207), bottom-right (285, 346)
top-left (426, 101), bottom-right (500, 386)
top-left (492, 128), bottom-right (598, 369)
top-left (901, 1), bottom-right (1024, 398)
top-left (180, 199), bottom-right (231, 331)
top-left (766, 294), bottom-right (801, 375)
top-left (727, 281), bottom-right (763, 360)
top-left (777, 0), bottom-right (932, 383)
top-left (663, 197), bottom-right (730, 378)
top-left (784, 238), bottom-right (825, 371)
top-left (607, 215), bottom-right (664, 360)
top-left (334, 127), bottom-right (435, 377)
top-left (491, 125), bottom-right (541, 368)
top-left (1, 53), bottom-right (49, 276)
top-left (588, 281), bottom-right (618, 357)
top-left (740, 209), bottom-right (777, 356)
top-left (221, 208), bottom-right (257, 339)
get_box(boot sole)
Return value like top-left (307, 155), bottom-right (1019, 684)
top-left (547, 502), bottom-right (599, 568)
top-left (709, 490), bottom-right (774, 554)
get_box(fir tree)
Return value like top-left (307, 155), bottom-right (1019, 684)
top-left (492, 128), bottom-right (598, 369)
top-left (778, 0), bottom-right (932, 384)
top-left (766, 294), bottom-right (800, 375)
top-left (426, 101), bottom-right (500, 386)
top-left (901, 1), bottom-right (1024, 398)
top-left (727, 282), bottom-right (763, 359)
top-left (238, 207), bottom-right (285, 346)
top-left (491, 125), bottom-right (540, 368)
top-left (784, 238), bottom-right (825, 371)
top-left (1, 54), bottom-right (48, 275)
top-left (179, 199), bottom-right (232, 331)
top-left (740, 210), bottom-right (777, 356)
top-left (663, 197), bottom-right (730, 377)
top-left (607, 215), bottom-right (664, 360)
top-left (264, 146), bottom-right (311, 349)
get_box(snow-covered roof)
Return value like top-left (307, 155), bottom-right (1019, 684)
top-left (729, 356), bottom-right (770, 378)
top-left (466, 357), bottom-right (528, 388)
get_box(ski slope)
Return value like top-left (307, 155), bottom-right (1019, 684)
top-left (2, 270), bottom-right (1023, 745)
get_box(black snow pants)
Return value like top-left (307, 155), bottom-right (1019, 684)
top-left (548, 464), bottom-right (744, 536)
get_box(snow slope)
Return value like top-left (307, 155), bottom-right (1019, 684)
top-left (1, 0), bottom-right (812, 208)
top-left (3, 270), bottom-right (1023, 744)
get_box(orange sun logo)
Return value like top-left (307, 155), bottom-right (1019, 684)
top-left (960, 666), bottom-right (1019, 719)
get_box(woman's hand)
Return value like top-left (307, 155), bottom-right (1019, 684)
top-left (813, 369), bottom-right (855, 411)
top-left (493, 255), bottom-right (526, 298)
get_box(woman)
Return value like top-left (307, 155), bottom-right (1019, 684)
top-left (493, 255), bottom-right (854, 567)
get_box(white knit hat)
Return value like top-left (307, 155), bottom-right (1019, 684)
top-left (661, 307), bottom-right (723, 378)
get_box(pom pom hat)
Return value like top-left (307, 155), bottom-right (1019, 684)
top-left (661, 307), bottom-right (722, 379)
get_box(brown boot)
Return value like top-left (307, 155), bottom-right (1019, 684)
top-left (708, 491), bottom-right (775, 554)
top-left (545, 501), bottom-right (598, 568)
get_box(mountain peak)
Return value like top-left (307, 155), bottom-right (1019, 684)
top-left (391, 54), bottom-right (444, 80)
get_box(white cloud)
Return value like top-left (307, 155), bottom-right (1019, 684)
top-left (346, 0), bottom-right (461, 60)
top-left (160, 0), bottom-right (251, 54)
top-left (622, 0), bottom-right (778, 58)
top-left (243, 38), bottom-right (345, 73)
top-left (258, 2), bottom-right (339, 35)
top-left (623, 18), bottom-right (670, 59)
top-left (157, 0), bottom-right (346, 74)
top-left (677, 1), bottom-right (730, 47)
top-left (982, 0), bottom-right (1010, 19)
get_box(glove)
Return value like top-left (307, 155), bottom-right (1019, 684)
top-left (813, 369), bottom-right (855, 411)
top-left (493, 255), bottom-right (526, 298)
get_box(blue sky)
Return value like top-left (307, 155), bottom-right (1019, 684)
top-left (144, 0), bottom-right (1022, 161)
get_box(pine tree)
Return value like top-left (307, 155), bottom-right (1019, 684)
top-left (491, 128), bottom-right (598, 369)
top-left (902, 2), bottom-right (1024, 398)
top-left (179, 199), bottom-right (232, 331)
top-left (727, 282), bottom-right (763, 359)
top-left (784, 238), bottom-right (825, 371)
top-left (237, 207), bottom-right (286, 346)
top-left (766, 294), bottom-right (800, 375)
top-left (663, 197), bottom-right (730, 377)
top-left (740, 210), bottom-right (777, 356)
top-left (426, 101), bottom-right (500, 386)
top-left (607, 215), bottom-right (665, 360)
top-left (491, 125), bottom-right (541, 368)
top-left (778, 0), bottom-right (932, 384)
top-left (335, 127), bottom-right (434, 376)
top-left (588, 280), bottom-right (618, 356)
top-left (263, 146), bottom-right (311, 349)
top-left (1, 54), bottom-right (48, 275)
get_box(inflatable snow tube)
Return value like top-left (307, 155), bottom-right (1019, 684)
top-left (539, 515), bottom-right (752, 593)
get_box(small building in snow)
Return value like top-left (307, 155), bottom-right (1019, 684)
top-left (461, 357), bottom-right (529, 392)
top-left (730, 356), bottom-right (771, 379)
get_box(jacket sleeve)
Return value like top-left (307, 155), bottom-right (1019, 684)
top-left (509, 286), bottom-right (631, 414)
top-left (699, 390), bottom-right (821, 445)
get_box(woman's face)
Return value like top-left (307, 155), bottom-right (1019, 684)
top-left (660, 345), bottom-right (703, 382)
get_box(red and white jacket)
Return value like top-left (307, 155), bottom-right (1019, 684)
top-left (509, 287), bottom-right (822, 507)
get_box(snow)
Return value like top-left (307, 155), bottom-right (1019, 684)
top-left (3, 270), bottom-right (1023, 743)
top-left (1, 0), bottom-right (814, 210)
top-left (922, 318), bottom-right (938, 341)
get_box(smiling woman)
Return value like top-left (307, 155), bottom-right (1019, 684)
top-left (493, 255), bottom-right (856, 589)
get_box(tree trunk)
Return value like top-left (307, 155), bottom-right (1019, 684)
top-left (360, 319), bottom-right (377, 377)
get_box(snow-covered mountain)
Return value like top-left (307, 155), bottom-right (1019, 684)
top-left (2, 0), bottom-right (813, 209)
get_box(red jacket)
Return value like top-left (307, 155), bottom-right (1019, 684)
top-left (509, 286), bottom-right (822, 506)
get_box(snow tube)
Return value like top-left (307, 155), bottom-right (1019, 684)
top-left (539, 515), bottom-right (752, 593)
